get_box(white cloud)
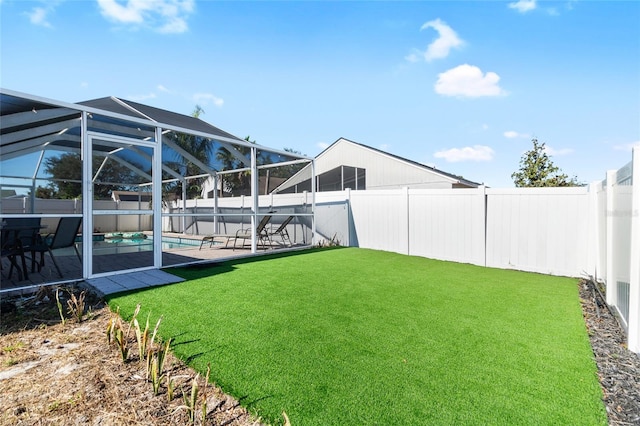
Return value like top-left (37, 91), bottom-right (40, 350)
top-left (421, 19), bottom-right (464, 61)
top-left (317, 142), bottom-right (329, 151)
top-left (26, 6), bottom-right (53, 28)
top-left (482, 124), bottom-right (489, 131)
top-left (412, 18), bottom-right (464, 62)
top-left (158, 16), bottom-right (187, 34)
top-left (435, 64), bottom-right (507, 98)
top-left (157, 84), bottom-right (170, 93)
top-left (508, 0), bottom-right (537, 13)
top-left (97, 0), bottom-right (143, 23)
top-left (544, 145), bottom-right (573, 156)
top-left (504, 130), bottom-right (530, 139)
top-left (80, 82), bottom-right (89, 89)
top-left (193, 93), bottom-right (223, 108)
top-left (613, 141), bottom-right (640, 151)
top-left (97, 0), bottom-right (194, 34)
top-left (434, 145), bottom-right (494, 162)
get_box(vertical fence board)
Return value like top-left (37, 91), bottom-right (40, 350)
top-left (628, 148), bottom-right (640, 352)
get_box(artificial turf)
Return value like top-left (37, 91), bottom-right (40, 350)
top-left (106, 247), bottom-right (606, 425)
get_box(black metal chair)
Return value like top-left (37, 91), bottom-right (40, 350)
top-left (31, 217), bottom-right (82, 278)
top-left (1, 217), bottom-right (41, 280)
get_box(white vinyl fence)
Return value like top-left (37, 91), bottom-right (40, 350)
top-left (0, 198), bottom-right (150, 233)
top-left (165, 192), bottom-right (314, 246)
top-left (314, 147), bottom-right (639, 353)
top-left (333, 186), bottom-right (590, 276)
top-left (598, 149), bottom-right (640, 352)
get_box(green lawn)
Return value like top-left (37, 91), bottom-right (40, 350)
top-left (106, 247), bottom-right (606, 425)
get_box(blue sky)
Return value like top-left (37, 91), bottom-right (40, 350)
top-left (1, 0), bottom-right (639, 187)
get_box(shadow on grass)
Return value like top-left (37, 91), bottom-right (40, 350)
top-left (169, 331), bottom-right (200, 348)
top-left (167, 246), bottom-right (346, 280)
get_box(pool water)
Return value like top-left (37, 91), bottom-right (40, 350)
top-left (55, 236), bottom-right (210, 256)
top-left (94, 236), bottom-right (204, 252)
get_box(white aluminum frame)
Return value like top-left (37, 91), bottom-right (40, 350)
top-left (85, 132), bottom-right (158, 279)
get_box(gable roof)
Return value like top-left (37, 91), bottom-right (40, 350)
top-left (325, 138), bottom-right (481, 187)
top-left (274, 137), bottom-right (481, 192)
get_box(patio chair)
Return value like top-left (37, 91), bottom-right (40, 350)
top-left (230, 215), bottom-right (272, 250)
top-left (1, 217), bottom-right (42, 280)
top-left (268, 215), bottom-right (294, 247)
top-left (199, 215), bottom-right (273, 251)
top-left (30, 217), bottom-right (82, 278)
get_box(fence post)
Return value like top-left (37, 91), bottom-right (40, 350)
top-left (628, 147), bottom-right (640, 352)
top-left (605, 170), bottom-right (617, 306)
top-left (587, 182), bottom-right (600, 280)
top-left (404, 187), bottom-right (410, 256)
top-left (346, 188), bottom-right (353, 247)
top-left (481, 185), bottom-right (487, 268)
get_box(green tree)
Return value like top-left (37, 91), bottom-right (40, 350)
top-left (39, 153), bottom-right (83, 198)
top-left (35, 152), bottom-right (146, 199)
top-left (216, 136), bottom-right (255, 196)
top-left (511, 138), bottom-right (582, 187)
top-left (162, 105), bottom-right (217, 200)
top-left (268, 148), bottom-right (306, 178)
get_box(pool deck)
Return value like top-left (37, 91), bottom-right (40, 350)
top-left (1, 234), bottom-right (308, 295)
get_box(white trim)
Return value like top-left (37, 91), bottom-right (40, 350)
top-left (606, 170), bottom-right (617, 306)
top-left (628, 147), bottom-right (640, 351)
top-left (87, 133), bottom-right (157, 279)
top-left (154, 127), bottom-right (163, 269)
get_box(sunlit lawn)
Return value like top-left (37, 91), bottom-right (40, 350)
top-left (107, 247), bottom-right (606, 425)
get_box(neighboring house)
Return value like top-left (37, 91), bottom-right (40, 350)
top-left (111, 191), bottom-right (153, 203)
top-left (200, 175), bottom-right (289, 198)
top-left (274, 137), bottom-right (481, 193)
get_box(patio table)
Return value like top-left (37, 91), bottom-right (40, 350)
top-left (0, 223), bottom-right (47, 281)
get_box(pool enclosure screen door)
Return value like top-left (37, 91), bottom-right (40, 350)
top-left (86, 134), bottom-right (159, 277)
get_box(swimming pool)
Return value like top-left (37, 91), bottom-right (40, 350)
top-left (94, 236), bottom-right (204, 252)
top-left (58, 235), bottom-right (210, 256)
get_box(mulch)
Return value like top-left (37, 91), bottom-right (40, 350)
top-left (580, 279), bottom-right (640, 425)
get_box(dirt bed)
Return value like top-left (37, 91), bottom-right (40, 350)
top-left (0, 288), bottom-right (262, 426)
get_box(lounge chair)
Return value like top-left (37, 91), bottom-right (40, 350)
top-left (199, 215), bottom-right (273, 251)
top-left (199, 233), bottom-right (235, 250)
top-left (230, 214), bottom-right (272, 250)
top-left (268, 215), bottom-right (294, 247)
top-left (30, 217), bottom-right (82, 278)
